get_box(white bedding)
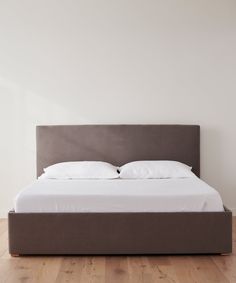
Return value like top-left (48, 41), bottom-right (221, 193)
top-left (14, 177), bottom-right (224, 213)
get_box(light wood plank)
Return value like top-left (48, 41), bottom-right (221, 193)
top-left (105, 256), bottom-right (129, 283)
top-left (0, 219), bottom-right (7, 235)
top-left (148, 256), bottom-right (180, 283)
top-left (128, 256), bottom-right (153, 283)
top-left (171, 256), bottom-right (199, 283)
top-left (36, 257), bottom-right (62, 283)
top-left (55, 257), bottom-right (85, 283)
top-left (3, 257), bottom-right (47, 283)
top-left (212, 219), bottom-right (236, 283)
top-left (79, 256), bottom-right (105, 283)
top-left (0, 231), bottom-right (8, 258)
top-left (212, 255), bottom-right (236, 283)
top-left (191, 256), bottom-right (229, 283)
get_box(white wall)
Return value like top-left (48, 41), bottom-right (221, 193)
top-left (0, 0), bottom-right (236, 217)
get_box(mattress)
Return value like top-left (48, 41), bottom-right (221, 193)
top-left (14, 177), bottom-right (224, 213)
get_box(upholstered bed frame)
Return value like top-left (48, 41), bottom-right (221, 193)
top-left (8, 125), bottom-right (232, 255)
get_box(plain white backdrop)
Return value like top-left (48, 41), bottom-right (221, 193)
top-left (0, 0), bottom-right (236, 216)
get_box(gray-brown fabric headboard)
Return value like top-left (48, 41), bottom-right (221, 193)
top-left (36, 124), bottom-right (200, 177)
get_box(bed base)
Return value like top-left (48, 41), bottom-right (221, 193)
top-left (8, 207), bottom-right (232, 255)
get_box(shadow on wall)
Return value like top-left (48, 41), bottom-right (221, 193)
top-left (201, 126), bottom-right (232, 204)
top-left (0, 75), bottom-right (89, 167)
top-left (0, 75), bottom-right (89, 215)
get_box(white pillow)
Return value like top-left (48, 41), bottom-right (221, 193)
top-left (40, 161), bottom-right (119, 179)
top-left (119, 160), bottom-right (195, 179)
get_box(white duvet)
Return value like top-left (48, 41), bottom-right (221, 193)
top-left (14, 177), bottom-right (224, 213)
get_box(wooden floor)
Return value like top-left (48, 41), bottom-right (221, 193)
top-left (0, 218), bottom-right (235, 283)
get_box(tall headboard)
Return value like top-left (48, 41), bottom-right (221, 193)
top-left (36, 124), bottom-right (200, 177)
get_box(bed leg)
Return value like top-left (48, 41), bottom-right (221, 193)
top-left (11, 254), bottom-right (20, 257)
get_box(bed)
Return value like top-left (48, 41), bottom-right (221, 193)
top-left (8, 124), bottom-right (232, 255)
